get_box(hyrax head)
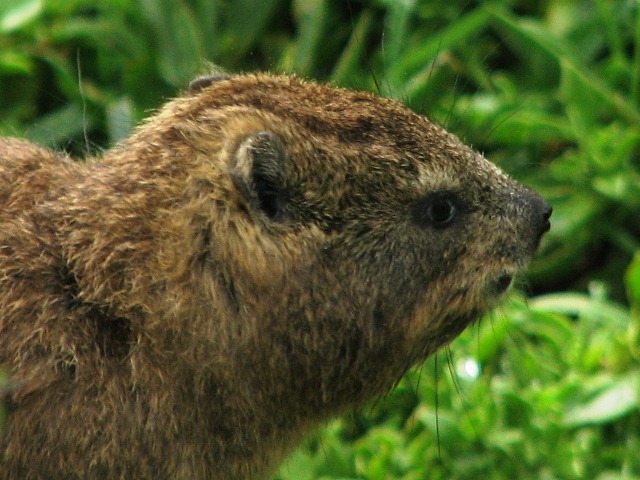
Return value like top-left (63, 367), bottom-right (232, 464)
top-left (161, 74), bottom-right (551, 402)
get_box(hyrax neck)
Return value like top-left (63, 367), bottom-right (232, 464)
top-left (56, 149), bottom-right (410, 470)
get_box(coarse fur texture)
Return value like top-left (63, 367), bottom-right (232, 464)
top-left (0, 74), bottom-right (551, 479)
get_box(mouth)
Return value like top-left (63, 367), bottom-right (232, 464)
top-left (409, 269), bottom-right (520, 361)
top-left (430, 310), bottom-right (482, 351)
top-left (490, 272), bottom-right (514, 296)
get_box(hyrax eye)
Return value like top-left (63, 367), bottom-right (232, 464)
top-left (413, 192), bottom-right (459, 229)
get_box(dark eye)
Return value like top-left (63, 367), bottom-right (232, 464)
top-left (413, 192), bottom-right (459, 229)
top-left (427, 196), bottom-right (456, 226)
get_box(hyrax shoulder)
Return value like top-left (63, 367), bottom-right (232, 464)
top-left (0, 74), bottom-right (550, 479)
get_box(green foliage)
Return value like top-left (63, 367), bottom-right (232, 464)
top-left (1, 0), bottom-right (639, 478)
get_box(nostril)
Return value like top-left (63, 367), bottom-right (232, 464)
top-left (539, 199), bottom-right (552, 234)
top-left (523, 192), bottom-right (552, 247)
top-left (510, 188), bottom-right (552, 245)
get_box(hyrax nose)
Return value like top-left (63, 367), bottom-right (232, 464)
top-left (537, 197), bottom-right (552, 235)
top-left (529, 191), bottom-right (552, 243)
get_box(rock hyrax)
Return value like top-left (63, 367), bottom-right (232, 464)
top-left (0, 74), bottom-right (551, 479)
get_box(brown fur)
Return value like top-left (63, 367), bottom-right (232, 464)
top-left (0, 74), bottom-right (550, 479)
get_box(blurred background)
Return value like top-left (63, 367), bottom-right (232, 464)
top-left (1, 0), bottom-right (639, 478)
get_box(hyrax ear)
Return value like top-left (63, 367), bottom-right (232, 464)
top-left (188, 73), bottom-right (231, 92)
top-left (230, 131), bottom-right (288, 221)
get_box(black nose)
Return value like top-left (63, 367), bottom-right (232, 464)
top-left (539, 198), bottom-right (552, 233)
top-left (532, 194), bottom-right (552, 243)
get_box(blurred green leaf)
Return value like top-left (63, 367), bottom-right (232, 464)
top-left (331, 9), bottom-right (375, 87)
top-left (563, 374), bottom-right (640, 427)
top-left (597, 472), bottom-right (640, 480)
top-left (276, 449), bottom-right (315, 480)
top-left (26, 104), bottom-right (93, 148)
top-left (192, 0), bottom-right (221, 59)
top-left (105, 97), bottom-right (133, 144)
top-left (219, 0), bottom-right (282, 61)
top-left (286, 0), bottom-right (329, 75)
top-left (0, 0), bottom-right (42, 33)
top-left (530, 293), bottom-right (632, 328)
top-left (140, 0), bottom-right (203, 86)
top-left (490, 6), bottom-right (640, 125)
top-left (413, 406), bottom-right (466, 448)
top-left (625, 252), bottom-right (640, 309)
top-left (380, 0), bottom-right (416, 64)
top-left (392, 8), bottom-right (490, 90)
top-left (0, 51), bottom-right (33, 74)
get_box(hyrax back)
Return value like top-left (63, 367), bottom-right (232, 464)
top-left (0, 74), bottom-right (551, 479)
